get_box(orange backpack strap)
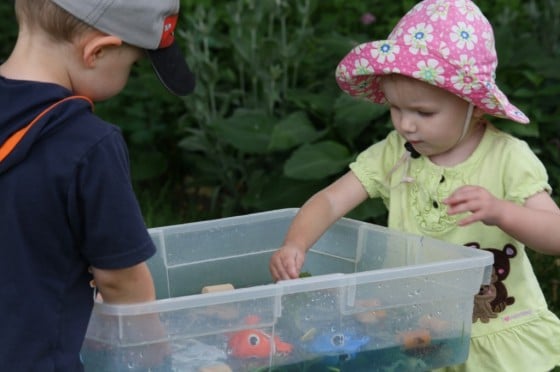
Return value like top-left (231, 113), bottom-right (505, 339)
top-left (0, 95), bottom-right (93, 163)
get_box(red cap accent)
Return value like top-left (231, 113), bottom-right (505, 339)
top-left (159, 14), bottom-right (178, 48)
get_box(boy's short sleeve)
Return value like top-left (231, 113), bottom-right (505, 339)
top-left (349, 130), bottom-right (403, 200)
top-left (68, 130), bottom-right (155, 269)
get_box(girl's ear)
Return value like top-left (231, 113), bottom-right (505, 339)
top-left (81, 34), bottom-right (123, 68)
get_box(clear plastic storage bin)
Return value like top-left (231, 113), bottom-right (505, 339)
top-left (81, 208), bottom-right (493, 371)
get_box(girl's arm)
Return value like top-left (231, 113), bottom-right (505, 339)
top-left (499, 192), bottom-right (560, 255)
top-left (269, 171), bottom-right (369, 281)
top-left (445, 187), bottom-right (560, 255)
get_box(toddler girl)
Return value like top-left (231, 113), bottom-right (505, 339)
top-left (269, 0), bottom-right (560, 370)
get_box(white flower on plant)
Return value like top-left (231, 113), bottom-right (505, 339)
top-left (404, 23), bottom-right (433, 55)
top-left (451, 22), bottom-right (477, 50)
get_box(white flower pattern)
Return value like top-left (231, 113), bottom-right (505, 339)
top-left (426, 0), bottom-right (450, 21)
top-left (353, 58), bottom-right (374, 76)
top-left (481, 94), bottom-right (498, 110)
top-left (451, 22), bottom-right (477, 50)
top-left (404, 23), bottom-right (433, 55)
top-left (335, 63), bottom-right (347, 76)
top-left (451, 55), bottom-right (481, 94)
top-left (371, 41), bottom-right (400, 63)
top-left (413, 59), bottom-right (445, 85)
top-left (482, 30), bottom-right (494, 53)
top-left (456, 0), bottom-right (479, 21)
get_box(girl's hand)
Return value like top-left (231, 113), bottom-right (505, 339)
top-left (446, 188), bottom-right (560, 255)
top-left (444, 185), bottom-right (504, 226)
top-left (269, 244), bottom-right (305, 282)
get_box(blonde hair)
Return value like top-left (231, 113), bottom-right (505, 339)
top-left (15, 0), bottom-right (93, 42)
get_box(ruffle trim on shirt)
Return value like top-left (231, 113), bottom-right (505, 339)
top-left (507, 181), bottom-right (552, 205)
top-left (434, 309), bottom-right (560, 372)
top-left (408, 166), bottom-right (464, 233)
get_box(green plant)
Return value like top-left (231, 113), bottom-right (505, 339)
top-left (170, 0), bottom-right (400, 222)
top-left (55, 0), bottom-right (408, 225)
top-left (0, 2), bottom-right (17, 60)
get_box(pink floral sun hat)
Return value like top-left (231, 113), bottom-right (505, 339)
top-left (335, 0), bottom-right (529, 124)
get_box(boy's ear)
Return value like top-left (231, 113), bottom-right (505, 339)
top-left (81, 34), bottom-right (123, 68)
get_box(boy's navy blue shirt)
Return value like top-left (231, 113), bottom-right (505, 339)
top-left (0, 77), bottom-right (156, 371)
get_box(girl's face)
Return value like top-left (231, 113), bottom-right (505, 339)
top-left (381, 74), bottom-right (478, 163)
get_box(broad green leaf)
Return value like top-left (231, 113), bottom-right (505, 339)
top-left (213, 109), bottom-right (274, 154)
top-left (333, 94), bottom-right (388, 142)
top-left (178, 136), bottom-right (211, 153)
top-left (284, 141), bottom-right (352, 180)
top-left (242, 173), bottom-right (326, 210)
top-left (268, 111), bottom-right (323, 151)
top-left (286, 89), bottom-right (338, 115)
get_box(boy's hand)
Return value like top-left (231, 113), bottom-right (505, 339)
top-left (444, 185), bottom-right (503, 226)
top-left (269, 244), bottom-right (305, 282)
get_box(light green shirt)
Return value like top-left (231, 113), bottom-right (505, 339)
top-left (350, 123), bottom-right (556, 337)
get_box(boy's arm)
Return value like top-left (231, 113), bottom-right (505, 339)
top-left (445, 187), bottom-right (560, 255)
top-left (91, 262), bottom-right (155, 304)
top-left (90, 263), bottom-right (169, 367)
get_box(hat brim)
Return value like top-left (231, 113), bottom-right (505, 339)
top-left (147, 42), bottom-right (195, 96)
top-left (335, 41), bottom-right (529, 124)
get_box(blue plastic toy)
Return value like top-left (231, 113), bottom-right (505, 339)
top-left (300, 327), bottom-right (370, 363)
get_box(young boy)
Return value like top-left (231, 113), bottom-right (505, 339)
top-left (0, 0), bottom-right (195, 370)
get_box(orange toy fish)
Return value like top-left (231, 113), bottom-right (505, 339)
top-left (227, 316), bottom-right (293, 359)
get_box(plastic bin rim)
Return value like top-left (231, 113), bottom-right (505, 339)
top-left (90, 251), bottom-right (492, 316)
top-left (98, 209), bottom-right (493, 316)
